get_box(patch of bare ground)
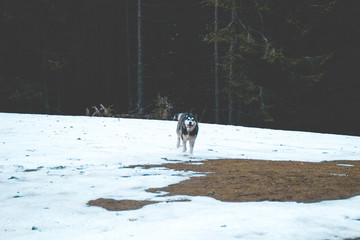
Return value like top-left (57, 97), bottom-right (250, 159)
top-left (88, 159), bottom-right (360, 212)
top-left (147, 159), bottom-right (360, 203)
top-left (87, 198), bottom-right (190, 211)
top-left (88, 199), bottom-right (159, 211)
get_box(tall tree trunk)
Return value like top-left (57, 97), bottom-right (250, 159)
top-left (227, 1), bottom-right (236, 125)
top-left (42, 56), bottom-right (50, 114)
top-left (137, 0), bottom-right (144, 114)
top-left (125, 0), bottom-right (133, 112)
top-left (214, 0), bottom-right (220, 123)
top-left (56, 72), bottom-right (61, 113)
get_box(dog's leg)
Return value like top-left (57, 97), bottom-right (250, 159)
top-left (182, 138), bottom-right (187, 153)
top-left (176, 121), bottom-right (182, 149)
top-left (189, 138), bottom-right (196, 158)
top-left (176, 134), bottom-right (180, 148)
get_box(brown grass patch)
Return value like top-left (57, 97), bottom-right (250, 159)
top-left (87, 198), bottom-right (191, 211)
top-left (148, 159), bottom-right (360, 203)
top-left (88, 159), bottom-right (360, 211)
top-left (88, 199), bottom-right (159, 211)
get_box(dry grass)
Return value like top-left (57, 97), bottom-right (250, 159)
top-left (148, 159), bottom-right (360, 203)
top-left (88, 159), bottom-right (360, 211)
top-left (88, 199), bottom-right (158, 211)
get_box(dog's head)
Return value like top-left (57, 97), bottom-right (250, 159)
top-left (184, 113), bottom-right (197, 131)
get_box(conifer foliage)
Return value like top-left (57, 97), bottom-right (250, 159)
top-left (0, 0), bottom-right (359, 135)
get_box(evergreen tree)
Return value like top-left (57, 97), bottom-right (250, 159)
top-left (205, 0), bottom-right (335, 129)
top-left (1, 0), bottom-right (359, 135)
top-left (214, 0), bottom-right (220, 123)
top-left (137, 0), bottom-right (144, 114)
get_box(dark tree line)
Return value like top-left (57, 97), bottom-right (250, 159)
top-left (0, 0), bottom-right (359, 135)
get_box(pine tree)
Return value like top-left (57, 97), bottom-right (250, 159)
top-left (214, 0), bottom-right (220, 123)
top-left (125, 0), bottom-right (133, 112)
top-left (137, 0), bottom-right (144, 114)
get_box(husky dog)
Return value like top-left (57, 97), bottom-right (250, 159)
top-left (176, 113), bottom-right (199, 158)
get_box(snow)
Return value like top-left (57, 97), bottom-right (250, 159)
top-left (1, 112), bottom-right (360, 240)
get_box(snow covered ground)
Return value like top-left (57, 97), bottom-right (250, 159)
top-left (1, 112), bottom-right (360, 240)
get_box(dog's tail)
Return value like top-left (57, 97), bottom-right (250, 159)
top-left (173, 113), bottom-right (184, 121)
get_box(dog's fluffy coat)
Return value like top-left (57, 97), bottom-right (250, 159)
top-left (176, 113), bottom-right (199, 158)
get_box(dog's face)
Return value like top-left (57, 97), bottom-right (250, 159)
top-left (184, 114), bottom-right (197, 131)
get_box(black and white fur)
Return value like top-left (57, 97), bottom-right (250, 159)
top-left (176, 113), bottom-right (199, 158)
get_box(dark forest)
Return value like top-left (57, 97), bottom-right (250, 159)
top-left (1, 0), bottom-right (360, 135)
